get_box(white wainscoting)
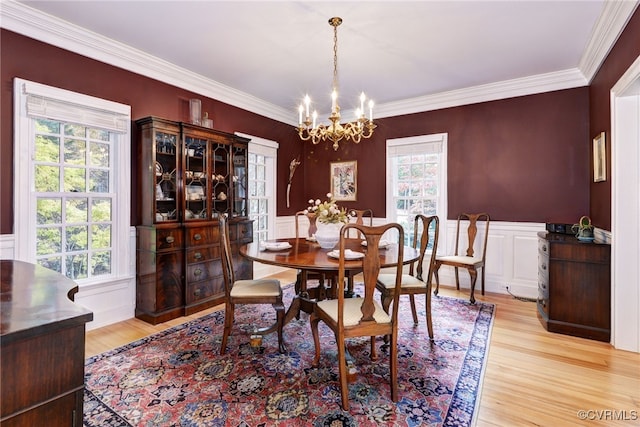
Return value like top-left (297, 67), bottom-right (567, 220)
top-left (2, 219), bottom-right (545, 329)
top-left (266, 216), bottom-right (545, 299)
top-left (437, 220), bottom-right (544, 299)
top-left (0, 228), bottom-right (137, 330)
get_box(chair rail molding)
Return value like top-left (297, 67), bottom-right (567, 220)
top-left (0, 228), bottom-right (137, 330)
top-left (272, 216), bottom-right (544, 299)
top-left (437, 220), bottom-right (544, 299)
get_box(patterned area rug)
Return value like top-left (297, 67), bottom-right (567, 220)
top-left (84, 284), bottom-right (495, 426)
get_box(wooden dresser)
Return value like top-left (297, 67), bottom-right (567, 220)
top-left (1, 260), bottom-right (93, 427)
top-left (537, 232), bottom-right (611, 342)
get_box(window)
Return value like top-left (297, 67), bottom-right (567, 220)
top-left (386, 134), bottom-right (447, 250)
top-left (14, 78), bottom-right (131, 283)
top-left (236, 133), bottom-right (278, 246)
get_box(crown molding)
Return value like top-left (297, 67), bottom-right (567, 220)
top-left (1, 0), bottom-right (636, 125)
top-left (0, 1), bottom-right (293, 124)
top-left (579, 0), bottom-right (640, 83)
top-left (374, 69), bottom-right (588, 118)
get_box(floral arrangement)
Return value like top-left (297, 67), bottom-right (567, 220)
top-left (304, 193), bottom-right (350, 224)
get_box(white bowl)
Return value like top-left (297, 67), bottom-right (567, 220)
top-left (315, 233), bottom-right (339, 249)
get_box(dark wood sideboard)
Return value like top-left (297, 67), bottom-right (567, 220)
top-left (537, 231), bottom-right (611, 342)
top-left (1, 260), bottom-right (93, 427)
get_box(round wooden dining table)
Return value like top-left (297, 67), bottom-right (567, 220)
top-left (240, 237), bottom-right (419, 326)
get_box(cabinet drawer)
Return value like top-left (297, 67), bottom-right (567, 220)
top-left (155, 228), bottom-right (183, 252)
top-left (538, 288), bottom-right (549, 315)
top-left (186, 261), bottom-right (224, 283)
top-left (185, 225), bottom-right (220, 246)
top-left (230, 221), bottom-right (253, 243)
top-left (538, 238), bottom-right (549, 256)
top-left (186, 246), bottom-right (220, 264)
top-left (186, 277), bottom-right (225, 304)
top-left (548, 242), bottom-right (610, 264)
top-left (538, 254), bottom-right (549, 281)
top-left (138, 226), bottom-right (183, 252)
top-left (538, 269), bottom-right (548, 298)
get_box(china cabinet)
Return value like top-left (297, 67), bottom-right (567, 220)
top-left (135, 116), bottom-right (252, 324)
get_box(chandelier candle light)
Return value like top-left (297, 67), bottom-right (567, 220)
top-left (297, 17), bottom-right (376, 151)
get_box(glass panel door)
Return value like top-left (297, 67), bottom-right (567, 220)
top-left (211, 142), bottom-right (229, 217)
top-left (184, 136), bottom-right (208, 220)
top-left (155, 131), bottom-right (178, 222)
top-left (232, 145), bottom-right (247, 217)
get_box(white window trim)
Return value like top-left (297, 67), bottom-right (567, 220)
top-left (13, 78), bottom-right (131, 286)
top-left (385, 133), bottom-right (448, 254)
top-left (235, 132), bottom-right (278, 240)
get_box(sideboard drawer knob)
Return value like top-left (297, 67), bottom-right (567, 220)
top-left (194, 268), bottom-right (202, 276)
top-left (194, 233), bottom-right (202, 241)
top-left (165, 236), bottom-right (175, 244)
top-left (194, 252), bottom-right (202, 260)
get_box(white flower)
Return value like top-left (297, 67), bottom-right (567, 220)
top-left (304, 195), bottom-right (351, 224)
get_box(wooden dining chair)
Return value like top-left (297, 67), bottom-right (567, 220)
top-left (219, 217), bottom-right (286, 354)
top-left (344, 209), bottom-right (373, 295)
top-left (433, 213), bottom-right (490, 304)
top-left (376, 214), bottom-right (439, 340)
top-left (310, 222), bottom-right (404, 410)
top-left (348, 209), bottom-right (373, 238)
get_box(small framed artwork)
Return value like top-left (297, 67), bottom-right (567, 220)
top-left (593, 132), bottom-right (606, 182)
top-left (330, 160), bottom-right (357, 201)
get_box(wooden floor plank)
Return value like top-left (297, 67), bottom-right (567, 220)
top-left (85, 269), bottom-right (640, 425)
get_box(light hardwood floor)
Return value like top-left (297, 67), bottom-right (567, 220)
top-left (85, 269), bottom-right (640, 426)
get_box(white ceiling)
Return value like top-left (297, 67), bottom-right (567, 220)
top-left (5, 1), bottom-right (639, 123)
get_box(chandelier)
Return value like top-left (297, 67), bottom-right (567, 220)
top-left (297, 17), bottom-right (376, 151)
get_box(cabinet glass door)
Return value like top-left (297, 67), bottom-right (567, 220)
top-left (155, 131), bottom-right (178, 222)
top-left (232, 145), bottom-right (247, 217)
top-left (184, 136), bottom-right (209, 220)
top-left (211, 142), bottom-right (230, 217)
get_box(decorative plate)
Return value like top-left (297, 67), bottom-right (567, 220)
top-left (328, 249), bottom-right (364, 260)
top-left (361, 239), bottom-right (390, 249)
top-left (155, 161), bottom-right (163, 176)
top-left (262, 242), bottom-right (292, 251)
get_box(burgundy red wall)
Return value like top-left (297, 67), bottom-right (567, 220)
top-left (588, 8), bottom-right (640, 231)
top-left (300, 89), bottom-right (590, 223)
top-left (2, 7), bottom-right (638, 235)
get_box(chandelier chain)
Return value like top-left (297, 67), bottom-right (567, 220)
top-left (332, 20), bottom-right (339, 94)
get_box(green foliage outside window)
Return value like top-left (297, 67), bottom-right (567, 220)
top-left (33, 118), bottom-right (113, 280)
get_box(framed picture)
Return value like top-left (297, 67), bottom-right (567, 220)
top-left (330, 160), bottom-right (357, 201)
top-left (593, 132), bottom-right (606, 182)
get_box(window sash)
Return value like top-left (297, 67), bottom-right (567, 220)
top-left (386, 133), bottom-right (448, 253)
top-left (14, 78), bottom-right (131, 285)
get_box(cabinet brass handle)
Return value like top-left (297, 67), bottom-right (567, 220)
top-left (194, 268), bottom-right (202, 276)
top-left (194, 233), bottom-right (202, 241)
top-left (194, 252), bottom-right (202, 260)
top-left (165, 236), bottom-right (175, 244)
